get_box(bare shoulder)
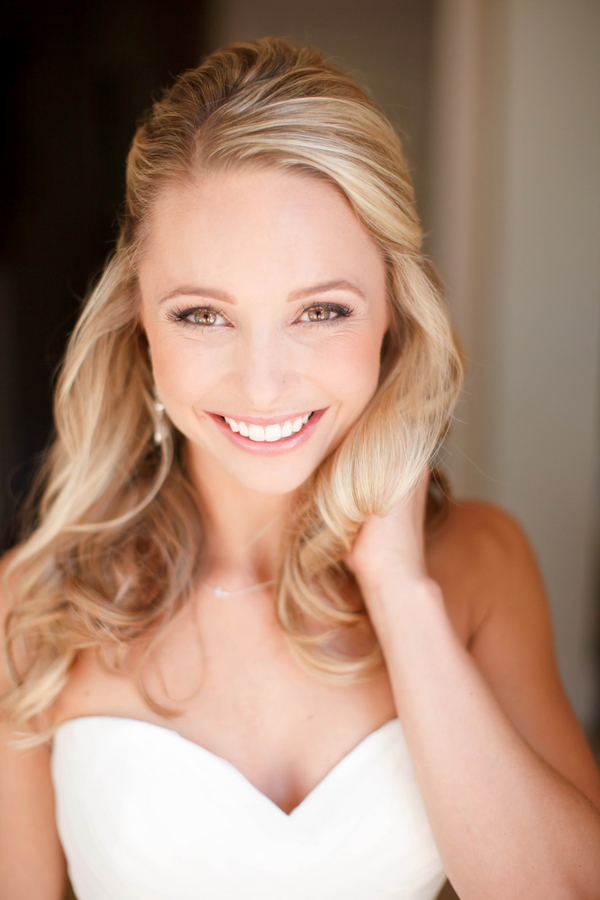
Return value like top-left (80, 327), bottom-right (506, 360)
top-left (0, 547), bottom-right (23, 690)
top-left (428, 500), bottom-right (600, 810)
top-left (426, 498), bottom-right (537, 641)
top-left (0, 546), bottom-right (37, 693)
top-left (427, 497), bottom-right (534, 579)
top-left (0, 548), bottom-right (66, 899)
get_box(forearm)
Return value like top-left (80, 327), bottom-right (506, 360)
top-left (366, 577), bottom-right (600, 900)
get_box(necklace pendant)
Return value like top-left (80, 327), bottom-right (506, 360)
top-left (201, 578), bottom-right (275, 599)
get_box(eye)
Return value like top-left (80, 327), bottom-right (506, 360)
top-left (170, 306), bottom-right (230, 327)
top-left (191, 308), bottom-right (221, 326)
top-left (298, 303), bottom-right (352, 323)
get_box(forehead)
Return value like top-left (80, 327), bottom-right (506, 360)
top-left (138, 167), bottom-right (386, 301)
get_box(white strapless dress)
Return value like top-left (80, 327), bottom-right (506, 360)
top-left (51, 716), bottom-right (446, 900)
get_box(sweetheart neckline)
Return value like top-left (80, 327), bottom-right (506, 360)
top-left (53, 714), bottom-right (402, 817)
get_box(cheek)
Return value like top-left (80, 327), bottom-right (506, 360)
top-left (146, 327), bottom-right (223, 413)
top-left (314, 330), bottom-right (384, 406)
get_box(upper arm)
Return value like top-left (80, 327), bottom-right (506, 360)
top-left (0, 551), bottom-right (66, 900)
top-left (453, 503), bottom-right (600, 813)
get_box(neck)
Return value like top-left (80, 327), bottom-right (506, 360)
top-left (186, 442), bottom-right (295, 587)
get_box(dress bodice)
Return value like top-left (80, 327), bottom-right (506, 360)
top-left (51, 716), bottom-right (446, 900)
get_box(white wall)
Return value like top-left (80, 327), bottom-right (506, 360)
top-left (430, 0), bottom-right (600, 727)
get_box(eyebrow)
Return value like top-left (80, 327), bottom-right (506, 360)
top-left (159, 286), bottom-right (233, 305)
top-left (287, 280), bottom-right (366, 302)
top-left (158, 279), bottom-right (366, 306)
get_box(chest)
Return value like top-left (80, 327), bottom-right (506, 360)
top-left (54, 604), bottom-right (397, 813)
top-left (53, 544), bottom-right (474, 814)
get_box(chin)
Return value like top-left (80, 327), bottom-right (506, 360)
top-left (223, 460), bottom-right (317, 496)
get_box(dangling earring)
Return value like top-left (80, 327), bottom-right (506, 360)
top-left (153, 389), bottom-right (166, 445)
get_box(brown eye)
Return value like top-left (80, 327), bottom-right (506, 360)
top-left (307, 306), bottom-right (332, 321)
top-left (192, 309), bottom-right (218, 325)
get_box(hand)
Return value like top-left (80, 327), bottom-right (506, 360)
top-left (346, 467), bottom-right (430, 594)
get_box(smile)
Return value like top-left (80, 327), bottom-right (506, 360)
top-left (208, 408), bottom-right (327, 456)
top-left (222, 413), bottom-right (313, 442)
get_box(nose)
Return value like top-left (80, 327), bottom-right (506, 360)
top-left (232, 324), bottom-right (296, 412)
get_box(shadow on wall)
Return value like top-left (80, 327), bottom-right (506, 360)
top-left (0, 0), bottom-right (210, 549)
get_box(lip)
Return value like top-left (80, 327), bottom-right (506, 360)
top-left (208, 408), bottom-right (327, 455)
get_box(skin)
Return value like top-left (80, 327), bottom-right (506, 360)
top-left (1, 167), bottom-right (600, 899)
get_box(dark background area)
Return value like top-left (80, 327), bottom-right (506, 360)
top-left (0, 0), bottom-right (211, 548)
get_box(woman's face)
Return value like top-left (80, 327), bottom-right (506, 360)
top-left (138, 167), bottom-right (390, 495)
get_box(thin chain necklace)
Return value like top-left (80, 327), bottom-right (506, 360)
top-left (201, 578), bottom-right (276, 599)
top-left (201, 511), bottom-right (282, 599)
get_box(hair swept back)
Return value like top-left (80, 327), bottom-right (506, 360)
top-left (2, 37), bottom-right (462, 743)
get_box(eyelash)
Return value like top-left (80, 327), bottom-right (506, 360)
top-left (167, 302), bottom-right (355, 329)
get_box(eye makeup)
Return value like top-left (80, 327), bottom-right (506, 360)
top-left (166, 301), bottom-right (355, 330)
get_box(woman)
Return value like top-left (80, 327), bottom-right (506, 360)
top-left (1, 37), bottom-right (599, 900)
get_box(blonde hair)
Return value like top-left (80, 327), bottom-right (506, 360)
top-left (2, 38), bottom-right (462, 742)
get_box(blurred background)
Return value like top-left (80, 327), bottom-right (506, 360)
top-left (2, 2), bottom-right (598, 896)
top-left (1, 0), bottom-right (599, 766)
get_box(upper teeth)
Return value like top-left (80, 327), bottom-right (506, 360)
top-left (223, 413), bottom-right (312, 442)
